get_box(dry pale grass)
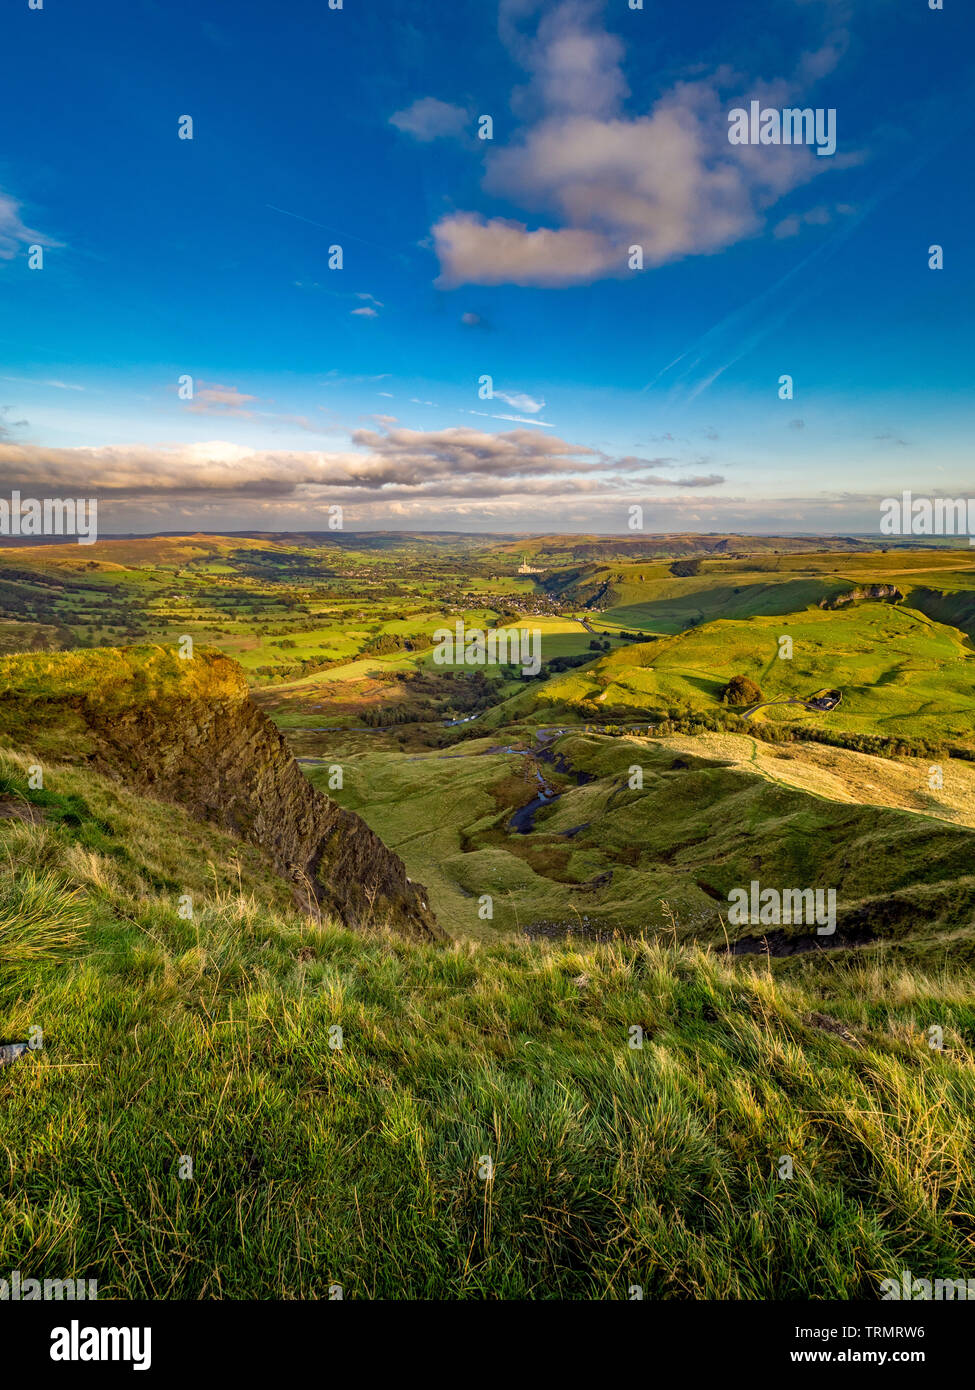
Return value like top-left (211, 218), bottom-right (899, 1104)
top-left (652, 730), bottom-right (975, 827)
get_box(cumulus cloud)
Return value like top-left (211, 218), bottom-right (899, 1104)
top-left (509, 0), bottom-right (629, 120)
top-left (435, 214), bottom-right (615, 288)
top-left (434, 1), bottom-right (849, 287)
top-left (390, 97), bottom-right (468, 141)
top-left (0, 425), bottom-right (723, 508)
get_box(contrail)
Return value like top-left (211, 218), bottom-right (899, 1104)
top-left (643, 114), bottom-right (974, 403)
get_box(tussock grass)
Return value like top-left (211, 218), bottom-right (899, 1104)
top-left (0, 870), bottom-right (86, 977)
top-left (1, 753), bottom-right (974, 1298)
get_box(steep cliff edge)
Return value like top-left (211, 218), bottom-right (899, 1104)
top-left (0, 646), bottom-right (441, 941)
top-left (818, 583), bottom-right (903, 609)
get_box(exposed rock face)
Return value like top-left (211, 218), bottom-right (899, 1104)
top-left (7, 648), bottom-right (441, 941)
top-left (819, 584), bottom-right (903, 610)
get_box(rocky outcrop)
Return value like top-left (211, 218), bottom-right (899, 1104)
top-left (819, 583), bottom-right (902, 610)
top-left (2, 647), bottom-right (441, 940)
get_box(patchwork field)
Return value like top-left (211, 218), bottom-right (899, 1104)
top-left (2, 533), bottom-right (974, 951)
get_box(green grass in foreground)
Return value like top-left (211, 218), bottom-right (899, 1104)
top-left (1, 750), bottom-right (975, 1298)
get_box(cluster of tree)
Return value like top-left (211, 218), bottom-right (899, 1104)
top-left (720, 674), bottom-right (763, 706)
top-left (350, 668), bottom-right (508, 729)
top-left (360, 704), bottom-right (421, 727)
top-left (639, 709), bottom-right (955, 762)
top-left (362, 631), bottom-right (434, 657)
top-left (544, 652), bottom-right (599, 674)
top-left (250, 654), bottom-right (349, 684)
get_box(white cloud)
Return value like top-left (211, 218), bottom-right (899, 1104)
top-left (433, 2), bottom-right (847, 288)
top-left (185, 382), bottom-right (260, 415)
top-left (772, 204), bottom-right (835, 238)
top-left (0, 426), bottom-right (716, 507)
top-left (493, 389), bottom-right (545, 413)
top-left (390, 97), bottom-right (468, 142)
top-left (468, 410), bottom-right (555, 428)
top-left (435, 213), bottom-right (615, 288)
top-left (0, 190), bottom-right (60, 261)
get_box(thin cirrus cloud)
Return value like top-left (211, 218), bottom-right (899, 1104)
top-left (0, 189), bottom-right (60, 260)
top-left (493, 389), bottom-right (545, 413)
top-left (185, 382), bottom-right (260, 415)
top-left (432, 1), bottom-right (851, 288)
top-left (0, 407), bottom-right (29, 440)
top-left (467, 410), bottom-right (555, 428)
top-left (181, 383), bottom-right (342, 435)
top-left (0, 375), bottom-right (85, 391)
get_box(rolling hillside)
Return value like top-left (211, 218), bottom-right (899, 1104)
top-left (2, 734), bottom-right (975, 1298)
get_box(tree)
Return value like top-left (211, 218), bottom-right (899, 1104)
top-left (670, 558), bottom-right (702, 577)
top-left (720, 674), bottom-right (763, 706)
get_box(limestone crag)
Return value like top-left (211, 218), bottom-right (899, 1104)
top-left (819, 584), bottom-right (903, 609)
top-left (7, 647), bottom-right (441, 940)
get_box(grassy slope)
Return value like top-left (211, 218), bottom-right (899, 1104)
top-left (584, 551), bottom-right (975, 636)
top-left (535, 604), bottom-right (975, 743)
top-left (312, 733), bottom-right (975, 955)
top-left (3, 748), bottom-right (975, 1298)
top-left (652, 729), bottom-right (975, 828)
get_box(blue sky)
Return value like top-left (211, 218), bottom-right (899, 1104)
top-left (0, 0), bottom-right (972, 535)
